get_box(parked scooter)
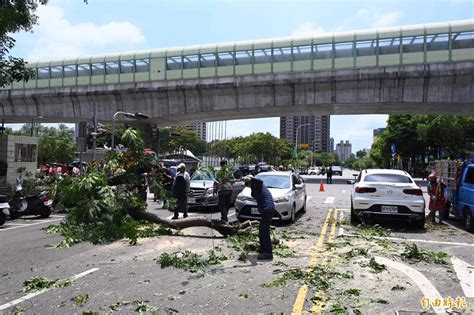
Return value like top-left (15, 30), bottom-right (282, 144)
top-left (0, 195), bottom-right (10, 226)
top-left (9, 179), bottom-right (53, 219)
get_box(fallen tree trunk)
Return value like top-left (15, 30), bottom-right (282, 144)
top-left (128, 209), bottom-right (257, 237)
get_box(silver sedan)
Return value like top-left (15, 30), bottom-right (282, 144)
top-left (235, 172), bottom-right (307, 223)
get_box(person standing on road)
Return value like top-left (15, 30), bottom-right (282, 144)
top-left (243, 175), bottom-right (275, 261)
top-left (251, 164), bottom-right (261, 176)
top-left (172, 163), bottom-right (190, 219)
top-left (326, 165), bottom-right (333, 184)
top-left (427, 173), bottom-right (447, 224)
top-left (214, 160), bottom-right (233, 222)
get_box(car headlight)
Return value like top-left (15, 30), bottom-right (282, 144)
top-left (274, 195), bottom-right (291, 203)
top-left (205, 188), bottom-right (214, 196)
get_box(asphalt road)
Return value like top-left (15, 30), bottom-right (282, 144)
top-left (0, 170), bottom-right (472, 314)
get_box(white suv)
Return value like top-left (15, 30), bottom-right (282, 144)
top-left (351, 169), bottom-right (425, 228)
top-left (308, 167), bottom-right (321, 175)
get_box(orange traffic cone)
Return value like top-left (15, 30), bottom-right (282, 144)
top-left (319, 180), bottom-right (325, 192)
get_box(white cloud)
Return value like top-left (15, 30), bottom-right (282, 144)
top-left (25, 5), bottom-right (145, 61)
top-left (291, 22), bottom-right (326, 37)
top-left (357, 8), bottom-right (402, 29)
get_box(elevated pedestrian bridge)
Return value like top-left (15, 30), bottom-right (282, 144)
top-left (1, 20), bottom-right (473, 124)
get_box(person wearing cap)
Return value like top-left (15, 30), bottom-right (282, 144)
top-left (172, 163), bottom-right (190, 219)
top-left (242, 175), bottom-right (275, 261)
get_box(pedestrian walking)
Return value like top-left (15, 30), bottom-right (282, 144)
top-left (243, 175), bottom-right (275, 261)
top-left (326, 165), bottom-right (333, 184)
top-left (427, 173), bottom-right (447, 224)
top-left (172, 163), bottom-right (190, 219)
top-left (214, 160), bottom-right (233, 222)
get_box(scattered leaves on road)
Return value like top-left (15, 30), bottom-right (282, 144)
top-left (391, 285), bottom-right (406, 291)
top-left (23, 276), bottom-right (73, 293)
top-left (355, 224), bottom-right (391, 238)
top-left (238, 293), bottom-right (248, 299)
top-left (71, 294), bottom-right (89, 306)
top-left (133, 300), bottom-right (159, 313)
top-left (401, 243), bottom-right (449, 265)
top-left (156, 248), bottom-right (227, 273)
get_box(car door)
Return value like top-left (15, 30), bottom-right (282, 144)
top-left (292, 174), bottom-right (305, 210)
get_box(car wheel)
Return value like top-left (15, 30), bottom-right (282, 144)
top-left (413, 216), bottom-right (425, 229)
top-left (39, 206), bottom-right (51, 219)
top-left (289, 204), bottom-right (296, 223)
top-left (464, 209), bottom-right (474, 233)
top-left (350, 201), bottom-right (360, 225)
top-left (0, 212), bottom-right (6, 226)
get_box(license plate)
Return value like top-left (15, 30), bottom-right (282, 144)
top-left (381, 205), bottom-right (398, 213)
top-left (44, 200), bottom-right (53, 206)
top-left (188, 197), bottom-right (196, 204)
top-left (251, 207), bottom-right (260, 215)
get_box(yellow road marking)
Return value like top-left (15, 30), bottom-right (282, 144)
top-left (292, 208), bottom-right (333, 315)
top-left (311, 209), bottom-right (338, 314)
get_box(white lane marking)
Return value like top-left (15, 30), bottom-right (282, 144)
top-left (324, 197), bottom-right (335, 204)
top-left (338, 208), bottom-right (350, 212)
top-left (342, 190), bottom-right (346, 193)
top-left (375, 256), bottom-right (444, 314)
top-left (0, 268), bottom-right (99, 311)
top-left (307, 196), bottom-right (312, 202)
top-left (343, 233), bottom-right (474, 247)
top-left (451, 256), bottom-right (474, 298)
top-left (338, 210), bottom-right (345, 236)
top-left (0, 218), bottom-right (62, 232)
top-left (228, 210), bottom-right (236, 218)
top-left (3, 223), bottom-right (28, 226)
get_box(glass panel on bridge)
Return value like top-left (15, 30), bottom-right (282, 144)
top-left (335, 42), bottom-right (353, 58)
top-left (426, 34), bottom-right (449, 51)
top-left (51, 66), bottom-right (63, 79)
top-left (293, 45), bottom-right (312, 61)
top-left (217, 52), bottom-right (234, 66)
top-left (106, 61), bottom-right (120, 74)
top-left (254, 48), bottom-right (272, 64)
top-left (120, 60), bottom-right (135, 73)
top-left (272, 47), bottom-right (291, 62)
top-left (379, 37), bottom-right (400, 55)
top-left (402, 35), bottom-right (424, 53)
top-left (166, 56), bottom-right (181, 70)
top-left (78, 64), bottom-right (91, 76)
top-left (91, 63), bottom-right (105, 76)
top-left (183, 55), bottom-right (199, 69)
top-left (314, 43), bottom-right (332, 59)
top-left (136, 59), bottom-right (150, 72)
top-left (356, 40), bottom-right (376, 56)
top-left (453, 31), bottom-right (474, 49)
top-left (200, 54), bottom-right (216, 68)
top-left (64, 65), bottom-right (77, 78)
top-left (37, 67), bottom-right (50, 79)
top-left (235, 51), bottom-right (252, 65)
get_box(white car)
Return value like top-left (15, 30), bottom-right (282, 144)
top-left (351, 169), bottom-right (425, 228)
top-left (308, 167), bottom-right (321, 175)
top-left (235, 172), bottom-right (307, 223)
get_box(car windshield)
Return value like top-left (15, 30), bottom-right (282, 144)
top-left (256, 174), bottom-right (291, 189)
top-left (191, 169), bottom-right (215, 180)
top-left (364, 173), bottom-right (413, 183)
top-left (332, 166), bottom-right (342, 171)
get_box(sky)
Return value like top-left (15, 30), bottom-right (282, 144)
top-left (9, 0), bottom-right (474, 152)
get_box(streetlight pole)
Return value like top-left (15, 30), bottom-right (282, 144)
top-left (294, 123), bottom-right (312, 172)
top-left (111, 111), bottom-right (149, 150)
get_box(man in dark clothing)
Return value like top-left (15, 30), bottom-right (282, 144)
top-left (251, 164), bottom-right (261, 176)
top-left (326, 165), bottom-right (333, 184)
top-left (214, 160), bottom-right (233, 222)
top-left (243, 175), bottom-right (275, 261)
top-left (172, 163), bottom-right (190, 219)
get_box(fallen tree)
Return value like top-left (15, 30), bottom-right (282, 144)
top-left (49, 128), bottom-right (256, 246)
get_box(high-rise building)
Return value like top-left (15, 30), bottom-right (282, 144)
top-left (186, 122), bottom-right (207, 141)
top-left (336, 140), bottom-right (352, 162)
top-left (279, 115), bottom-right (330, 152)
